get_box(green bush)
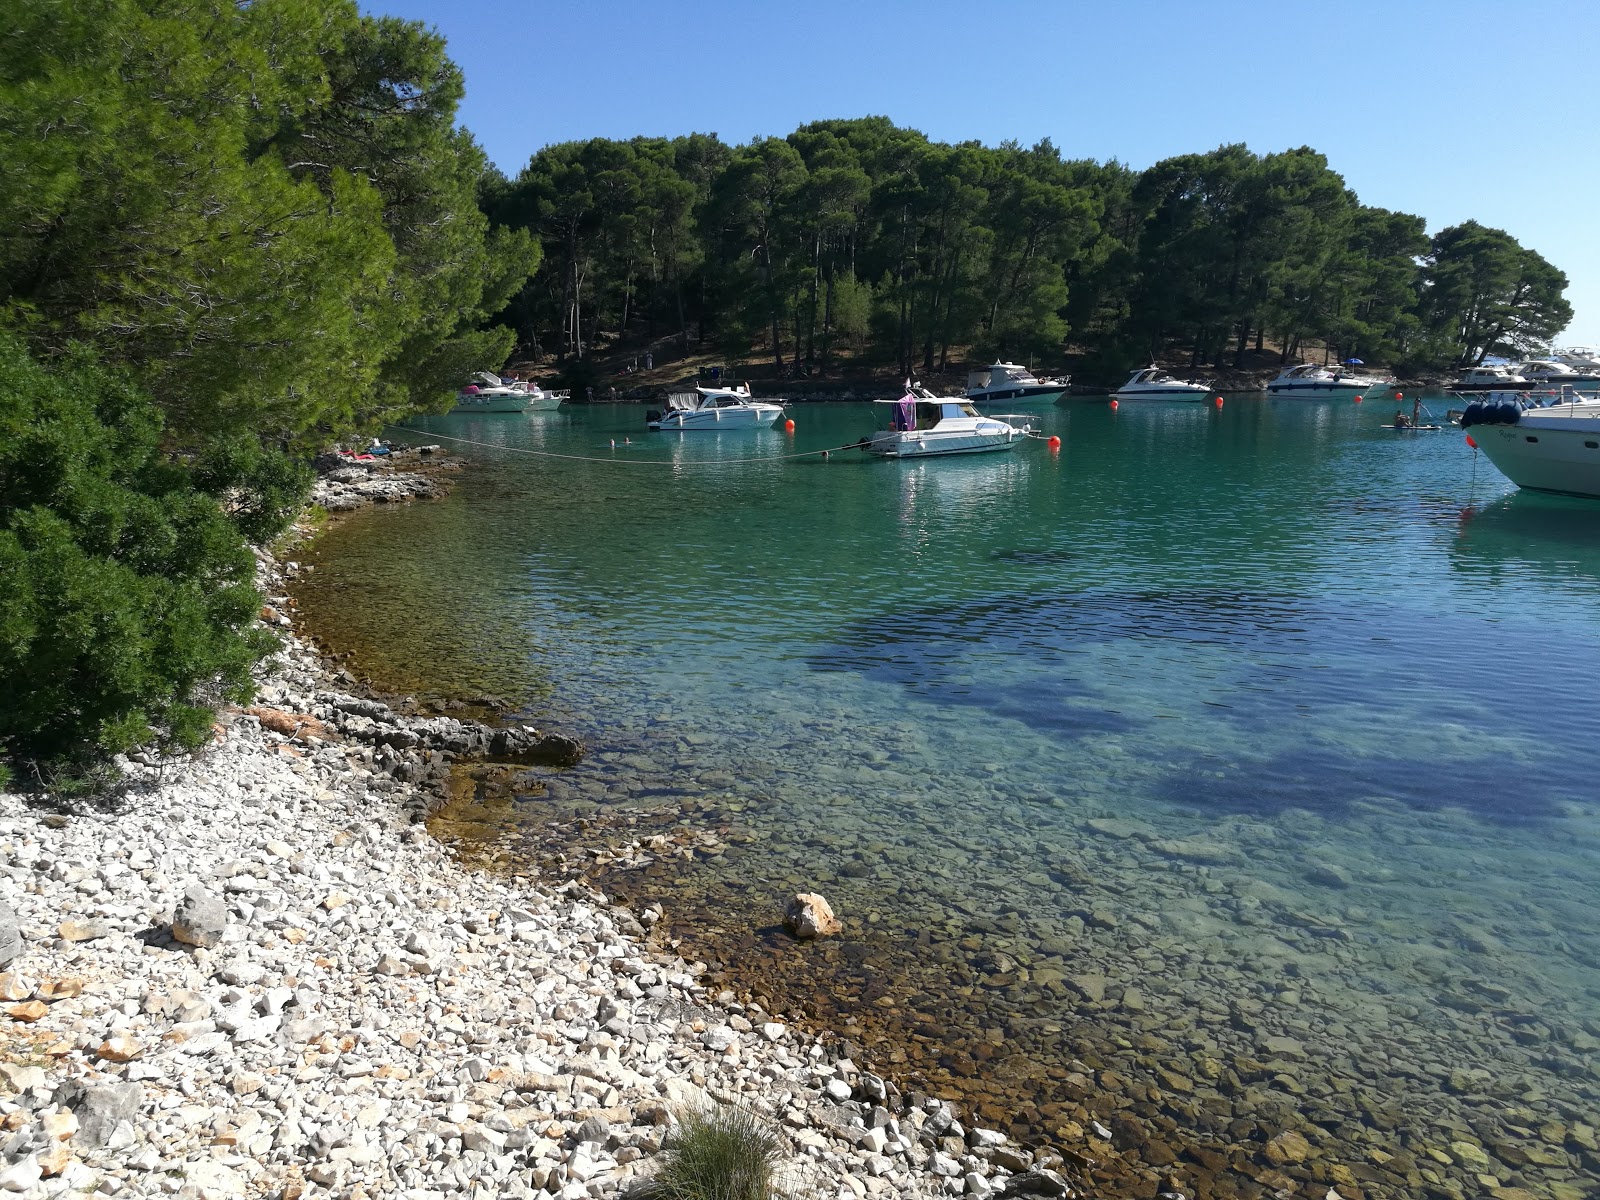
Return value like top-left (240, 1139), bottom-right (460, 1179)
top-left (0, 334), bottom-right (310, 789)
top-left (644, 1105), bottom-right (787, 1200)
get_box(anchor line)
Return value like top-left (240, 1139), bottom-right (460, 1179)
top-left (384, 426), bottom-right (871, 467)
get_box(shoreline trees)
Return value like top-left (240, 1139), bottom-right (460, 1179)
top-left (491, 122), bottom-right (1571, 380)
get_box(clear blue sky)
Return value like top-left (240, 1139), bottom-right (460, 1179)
top-left (372, 0), bottom-right (1600, 347)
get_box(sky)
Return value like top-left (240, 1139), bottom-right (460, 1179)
top-left (372, 0), bottom-right (1600, 347)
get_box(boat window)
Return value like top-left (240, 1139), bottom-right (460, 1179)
top-left (916, 402), bottom-right (942, 428)
top-left (957, 403), bottom-right (981, 418)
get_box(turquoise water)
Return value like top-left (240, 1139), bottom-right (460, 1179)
top-left (298, 396), bottom-right (1600, 1195)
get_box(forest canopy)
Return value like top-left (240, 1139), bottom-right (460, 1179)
top-left (489, 119), bottom-right (1572, 379)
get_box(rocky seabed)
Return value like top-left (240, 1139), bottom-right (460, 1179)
top-left (0, 526), bottom-right (1072, 1200)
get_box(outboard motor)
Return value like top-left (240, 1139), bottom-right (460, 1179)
top-left (645, 409), bottom-right (662, 426)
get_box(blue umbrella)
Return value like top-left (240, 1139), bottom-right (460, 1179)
top-left (1342, 357), bottom-right (1364, 365)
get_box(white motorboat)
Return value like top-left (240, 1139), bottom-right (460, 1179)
top-left (864, 387), bottom-right (1037, 458)
top-left (1460, 390), bottom-right (1600, 497)
top-left (452, 371), bottom-right (569, 413)
top-left (965, 362), bottom-right (1071, 405)
top-left (1519, 357), bottom-right (1600, 387)
top-left (1266, 363), bottom-right (1391, 396)
top-left (646, 383), bottom-right (786, 430)
top-left (1554, 346), bottom-right (1600, 372)
top-left (1452, 364), bottom-right (1532, 391)
top-left (1113, 367), bottom-right (1213, 400)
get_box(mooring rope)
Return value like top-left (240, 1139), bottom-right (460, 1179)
top-left (384, 426), bottom-right (870, 467)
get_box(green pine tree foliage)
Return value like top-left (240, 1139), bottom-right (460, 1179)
top-left (0, 334), bottom-right (308, 785)
top-left (0, 0), bottom-right (537, 449)
top-left (488, 122), bottom-right (1570, 382)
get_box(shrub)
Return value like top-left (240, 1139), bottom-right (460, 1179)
top-left (643, 1105), bottom-right (787, 1200)
top-left (0, 334), bottom-right (310, 789)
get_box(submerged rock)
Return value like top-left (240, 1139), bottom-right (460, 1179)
top-left (785, 892), bottom-right (842, 939)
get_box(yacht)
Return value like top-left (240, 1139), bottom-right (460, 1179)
top-left (1266, 363), bottom-right (1391, 396)
top-left (1555, 346), bottom-right (1600, 373)
top-left (1460, 390), bottom-right (1600, 497)
top-left (452, 372), bottom-right (568, 413)
top-left (1113, 367), bottom-right (1213, 400)
top-left (1452, 365), bottom-right (1532, 391)
top-left (646, 383), bottom-right (786, 430)
top-left (965, 362), bottom-right (1071, 405)
top-left (1519, 357), bottom-right (1600, 387)
top-left (454, 372), bottom-right (530, 413)
top-left (864, 387), bottom-right (1036, 458)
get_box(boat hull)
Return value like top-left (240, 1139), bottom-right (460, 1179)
top-left (1470, 423), bottom-right (1600, 498)
top-left (648, 406), bottom-right (784, 430)
top-left (1112, 387), bottom-right (1212, 401)
top-left (969, 384), bottom-right (1069, 405)
top-left (1266, 381), bottom-right (1386, 396)
top-left (867, 429), bottom-right (1024, 457)
top-left (452, 399), bottom-right (527, 413)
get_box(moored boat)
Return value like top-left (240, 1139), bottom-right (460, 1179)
top-left (646, 383), bottom-right (786, 430)
top-left (965, 362), bottom-right (1070, 405)
top-left (1460, 390), bottom-right (1600, 497)
top-left (1113, 367), bottom-right (1212, 400)
top-left (452, 371), bottom-right (569, 413)
top-left (1516, 358), bottom-right (1600, 387)
top-left (864, 387), bottom-right (1036, 457)
top-left (1266, 363), bottom-right (1391, 396)
top-left (1452, 364), bottom-right (1533, 391)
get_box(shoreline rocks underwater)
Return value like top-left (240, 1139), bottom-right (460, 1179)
top-left (0, 452), bottom-right (1076, 1200)
top-left (10, 447), bottom-right (1597, 1200)
top-left (293, 447), bottom-right (1600, 1200)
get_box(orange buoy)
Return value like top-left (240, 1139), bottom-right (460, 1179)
top-left (1213, 396), bottom-right (1224, 408)
top-left (784, 419), bottom-right (795, 432)
top-left (1395, 391), bottom-right (1404, 401)
top-left (1465, 434), bottom-right (1477, 449)
top-left (1047, 435), bottom-right (1061, 450)
top-left (1109, 398), bottom-right (1119, 410)
top-left (1353, 395), bottom-right (1363, 403)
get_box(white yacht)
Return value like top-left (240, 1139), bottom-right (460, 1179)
top-left (864, 387), bottom-right (1036, 458)
top-left (454, 372), bottom-right (530, 412)
top-left (1555, 346), bottom-right (1600, 373)
top-left (1523, 355), bottom-right (1600, 386)
top-left (1266, 363), bottom-right (1391, 396)
top-left (965, 362), bottom-right (1071, 405)
top-left (1460, 390), bottom-right (1600, 497)
top-left (646, 384), bottom-right (786, 430)
top-left (1452, 365), bottom-right (1532, 391)
top-left (1113, 367), bottom-right (1213, 400)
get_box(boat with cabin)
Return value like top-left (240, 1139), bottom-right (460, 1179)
top-left (1266, 363), bottom-right (1391, 396)
top-left (646, 383), bottom-right (786, 430)
top-left (1460, 389), bottom-right (1600, 498)
top-left (863, 387), bottom-right (1037, 458)
top-left (965, 362), bottom-right (1071, 405)
top-left (1517, 358), bottom-right (1600, 387)
top-left (1112, 367), bottom-right (1213, 401)
top-left (453, 372), bottom-right (568, 413)
top-left (1452, 365), bottom-right (1533, 391)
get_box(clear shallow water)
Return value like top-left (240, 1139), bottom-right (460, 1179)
top-left (296, 397), bottom-right (1600, 1197)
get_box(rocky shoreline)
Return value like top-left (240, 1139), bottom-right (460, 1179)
top-left (0, 459), bottom-right (1074, 1200)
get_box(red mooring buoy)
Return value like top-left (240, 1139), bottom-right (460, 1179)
top-left (1047, 435), bottom-right (1062, 450)
top-left (784, 419), bottom-right (795, 433)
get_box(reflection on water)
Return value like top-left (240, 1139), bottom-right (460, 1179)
top-left (301, 396), bottom-right (1600, 1199)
